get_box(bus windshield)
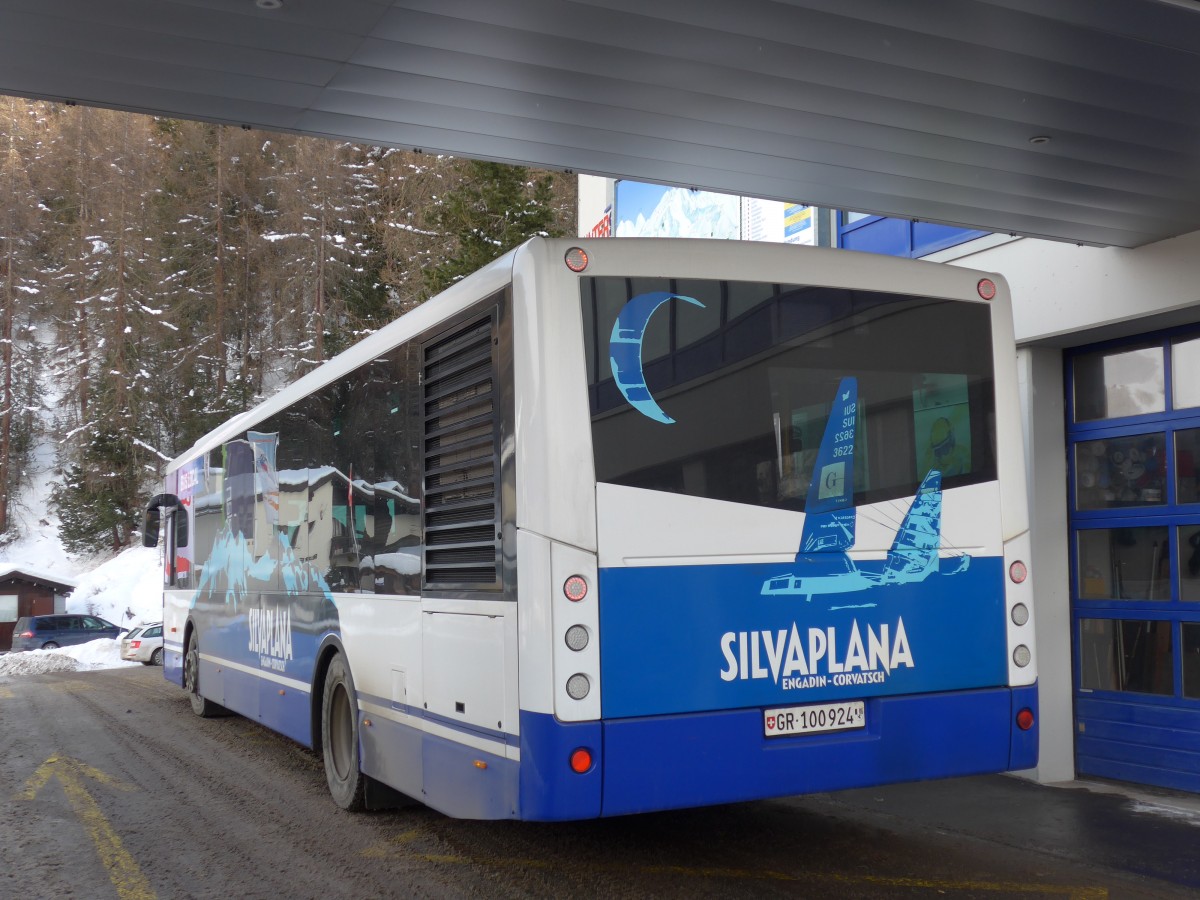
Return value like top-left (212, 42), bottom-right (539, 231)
top-left (581, 277), bottom-right (996, 510)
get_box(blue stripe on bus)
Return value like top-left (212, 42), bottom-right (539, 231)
top-left (356, 690), bottom-right (518, 746)
top-left (597, 685), bottom-right (1037, 816)
top-left (195, 654), bottom-right (313, 745)
top-left (360, 712), bottom-right (520, 819)
top-left (598, 558), bottom-right (1008, 718)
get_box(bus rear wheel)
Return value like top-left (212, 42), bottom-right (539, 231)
top-left (185, 633), bottom-right (223, 718)
top-left (321, 654), bottom-right (366, 811)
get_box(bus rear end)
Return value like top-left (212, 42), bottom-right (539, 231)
top-left (514, 239), bottom-right (1036, 818)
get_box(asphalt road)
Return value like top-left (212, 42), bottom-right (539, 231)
top-left (0, 666), bottom-right (1192, 899)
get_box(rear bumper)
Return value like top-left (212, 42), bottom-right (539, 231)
top-left (519, 684), bottom-right (1037, 820)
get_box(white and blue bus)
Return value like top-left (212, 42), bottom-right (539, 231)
top-left (143, 237), bottom-right (1037, 819)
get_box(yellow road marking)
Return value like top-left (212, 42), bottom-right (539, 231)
top-left (20, 755), bottom-right (155, 900)
top-left (361, 835), bottom-right (1107, 898)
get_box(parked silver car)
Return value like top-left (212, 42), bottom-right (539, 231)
top-left (120, 623), bottom-right (164, 666)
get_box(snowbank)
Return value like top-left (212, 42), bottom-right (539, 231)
top-left (0, 638), bottom-right (138, 676)
top-left (68, 545), bottom-right (164, 629)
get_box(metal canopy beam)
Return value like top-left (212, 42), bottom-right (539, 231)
top-left (2, 0), bottom-right (1199, 247)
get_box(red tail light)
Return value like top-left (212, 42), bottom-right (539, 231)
top-left (130, 640), bottom-right (142, 649)
top-left (18, 631), bottom-right (33, 639)
top-left (569, 748), bottom-right (593, 774)
top-left (1016, 708), bottom-right (1035, 731)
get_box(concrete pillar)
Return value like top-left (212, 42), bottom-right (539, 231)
top-left (1016, 346), bottom-right (1076, 783)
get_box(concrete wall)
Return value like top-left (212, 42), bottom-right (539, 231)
top-left (942, 230), bottom-right (1200, 345)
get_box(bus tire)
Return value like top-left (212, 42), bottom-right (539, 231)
top-left (321, 654), bottom-right (366, 811)
top-left (185, 632), bottom-right (223, 718)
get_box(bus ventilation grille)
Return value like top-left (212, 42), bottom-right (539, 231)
top-left (422, 312), bottom-right (501, 590)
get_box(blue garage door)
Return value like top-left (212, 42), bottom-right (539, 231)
top-left (1067, 329), bottom-right (1200, 792)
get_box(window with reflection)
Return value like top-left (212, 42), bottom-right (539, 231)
top-left (1181, 525), bottom-right (1200, 602)
top-left (582, 277), bottom-right (997, 511)
top-left (1077, 527), bottom-right (1171, 600)
top-left (1177, 429), bottom-right (1200, 505)
top-left (1074, 434), bottom-right (1166, 509)
top-left (1079, 618), bottom-right (1174, 695)
top-left (1184, 623), bottom-right (1200, 699)
top-left (1073, 345), bottom-right (1165, 421)
top-left (1172, 335), bottom-right (1200, 410)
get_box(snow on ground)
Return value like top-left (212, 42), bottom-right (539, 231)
top-left (0, 638), bottom-right (139, 676)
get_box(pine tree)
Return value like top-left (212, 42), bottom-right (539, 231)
top-left (422, 160), bottom-right (572, 298)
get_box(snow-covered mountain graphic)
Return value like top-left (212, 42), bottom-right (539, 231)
top-left (616, 186), bottom-right (740, 239)
top-left (193, 528), bottom-right (331, 610)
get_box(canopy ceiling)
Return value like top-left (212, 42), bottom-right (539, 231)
top-left (2, 0), bottom-right (1199, 248)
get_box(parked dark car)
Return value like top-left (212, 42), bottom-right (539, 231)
top-left (10, 614), bottom-right (121, 651)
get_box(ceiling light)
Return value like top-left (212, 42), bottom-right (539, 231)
top-left (1028, 135), bottom-right (1051, 145)
top-left (256, 0), bottom-right (283, 9)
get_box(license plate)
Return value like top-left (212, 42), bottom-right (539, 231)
top-left (764, 700), bottom-right (865, 737)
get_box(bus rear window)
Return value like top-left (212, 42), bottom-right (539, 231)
top-left (581, 278), bottom-right (996, 510)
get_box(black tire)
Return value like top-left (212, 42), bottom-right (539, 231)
top-left (184, 632), bottom-right (223, 718)
top-left (41, 641), bottom-right (59, 650)
top-left (321, 654), bottom-right (366, 811)
top-left (151, 647), bottom-right (164, 666)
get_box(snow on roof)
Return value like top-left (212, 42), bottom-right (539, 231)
top-left (0, 564), bottom-right (78, 590)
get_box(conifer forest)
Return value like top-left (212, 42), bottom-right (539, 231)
top-left (0, 98), bottom-right (577, 554)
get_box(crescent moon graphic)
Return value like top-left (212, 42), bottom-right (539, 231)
top-left (609, 291), bottom-right (704, 424)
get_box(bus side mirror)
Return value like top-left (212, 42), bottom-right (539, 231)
top-left (142, 506), bottom-right (161, 548)
top-left (142, 493), bottom-right (181, 548)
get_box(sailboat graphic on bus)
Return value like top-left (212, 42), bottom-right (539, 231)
top-left (761, 376), bottom-right (970, 601)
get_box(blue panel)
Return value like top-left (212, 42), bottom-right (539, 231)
top-left (164, 648), bottom-right (184, 687)
top-left (840, 216), bottom-right (910, 256)
top-left (1075, 693), bottom-right (1200, 792)
top-left (1076, 755), bottom-right (1200, 794)
top-left (912, 222), bottom-right (986, 257)
top-left (258, 676), bottom-right (311, 745)
top-left (599, 559), bottom-right (1007, 718)
top-left (1009, 684), bottom-right (1039, 769)
top-left (601, 687), bottom-right (1025, 816)
top-left (421, 730), bottom-right (519, 820)
top-left (208, 661), bottom-right (313, 745)
top-left (519, 711), bottom-right (603, 821)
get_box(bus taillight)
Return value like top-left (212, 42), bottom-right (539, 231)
top-left (570, 748), bottom-right (593, 773)
top-left (564, 247), bottom-right (589, 272)
top-left (1016, 708), bottom-right (1035, 731)
top-left (563, 575), bottom-right (588, 602)
top-left (1009, 560), bottom-right (1027, 584)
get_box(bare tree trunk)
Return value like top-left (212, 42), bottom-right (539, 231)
top-left (113, 117), bottom-right (129, 411)
top-left (75, 106), bottom-right (90, 424)
top-left (315, 184), bottom-right (326, 362)
top-left (0, 98), bottom-right (18, 534)
top-left (214, 126), bottom-right (227, 395)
